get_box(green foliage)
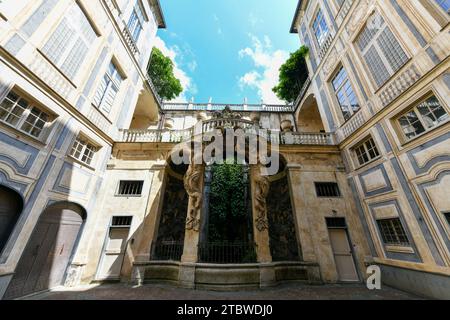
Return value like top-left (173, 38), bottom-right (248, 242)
top-left (147, 47), bottom-right (183, 101)
top-left (208, 161), bottom-right (247, 242)
top-left (210, 162), bottom-right (246, 219)
top-left (272, 45), bottom-right (310, 103)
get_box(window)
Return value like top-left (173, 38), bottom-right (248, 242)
top-left (397, 95), bottom-right (448, 141)
top-left (41, 4), bottom-right (97, 80)
top-left (444, 212), bottom-right (450, 226)
top-left (117, 181), bottom-right (144, 196)
top-left (377, 218), bottom-right (410, 246)
top-left (332, 66), bottom-right (360, 120)
top-left (112, 216), bottom-right (133, 227)
top-left (0, 91), bottom-right (50, 138)
top-left (435, 0), bottom-right (450, 13)
top-left (356, 11), bottom-right (408, 88)
top-left (127, 2), bottom-right (145, 43)
top-left (326, 217), bottom-right (347, 228)
top-left (315, 182), bottom-right (341, 197)
top-left (354, 137), bottom-right (380, 166)
top-left (93, 62), bottom-right (123, 115)
top-left (312, 9), bottom-right (329, 47)
top-left (69, 136), bottom-right (98, 166)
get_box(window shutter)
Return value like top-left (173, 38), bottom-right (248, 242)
top-left (364, 46), bottom-right (390, 87)
top-left (42, 18), bottom-right (76, 65)
top-left (60, 38), bottom-right (89, 80)
top-left (99, 83), bottom-right (118, 115)
top-left (93, 74), bottom-right (109, 107)
top-left (377, 28), bottom-right (408, 73)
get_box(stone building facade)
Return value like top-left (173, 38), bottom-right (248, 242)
top-left (0, 0), bottom-right (164, 299)
top-left (0, 0), bottom-right (448, 300)
top-left (291, 0), bottom-right (450, 299)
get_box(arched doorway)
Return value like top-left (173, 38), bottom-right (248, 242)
top-left (4, 202), bottom-right (85, 299)
top-left (151, 161), bottom-right (189, 261)
top-left (0, 185), bottom-right (23, 254)
top-left (266, 157), bottom-right (301, 261)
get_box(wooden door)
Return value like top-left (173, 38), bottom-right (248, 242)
top-left (4, 203), bottom-right (84, 299)
top-left (328, 228), bottom-right (359, 281)
top-left (96, 227), bottom-right (130, 280)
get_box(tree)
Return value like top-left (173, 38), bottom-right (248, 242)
top-left (272, 46), bottom-right (309, 103)
top-left (147, 47), bottom-right (183, 101)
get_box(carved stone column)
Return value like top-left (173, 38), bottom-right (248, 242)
top-left (179, 163), bottom-right (205, 288)
top-left (181, 163), bottom-right (205, 262)
top-left (250, 164), bottom-right (272, 263)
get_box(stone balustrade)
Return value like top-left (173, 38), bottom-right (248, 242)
top-left (162, 102), bottom-right (295, 113)
top-left (119, 119), bottom-right (335, 146)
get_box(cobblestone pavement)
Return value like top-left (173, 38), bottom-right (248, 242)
top-left (23, 282), bottom-right (422, 300)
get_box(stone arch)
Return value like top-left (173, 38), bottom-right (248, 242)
top-left (0, 184), bottom-right (24, 255)
top-left (4, 201), bottom-right (86, 299)
top-left (296, 93), bottom-right (325, 133)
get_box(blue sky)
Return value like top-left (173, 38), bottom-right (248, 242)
top-left (155, 0), bottom-right (301, 104)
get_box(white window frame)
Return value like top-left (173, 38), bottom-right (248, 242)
top-left (0, 91), bottom-right (52, 139)
top-left (312, 8), bottom-right (330, 48)
top-left (41, 3), bottom-right (97, 80)
top-left (356, 11), bottom-right (409, 89)
top-left (93, 61), bottom-right (124, 115)
top-left (434, 0), bottom-right (450, 14)
top-left (69, 135), bottom-right (99, 167)
top-left (353, 137), bottom-right (380, 166)
top-left (396, 94), bottom-right (449, 142)
top-left (331, 66), bottom-right (360, 121)
top-left (127, 1), bottom-right (146, 43)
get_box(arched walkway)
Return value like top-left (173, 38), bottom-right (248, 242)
top-left (4, 202), bottom-right (85, 299)
top-left (0, 185), bottom-right (23, 254)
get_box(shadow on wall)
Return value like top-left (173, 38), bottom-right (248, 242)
top-left (0, 121), bottom-right (89, 300)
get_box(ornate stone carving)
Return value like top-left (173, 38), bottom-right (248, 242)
top-left (184, 163), bottom-right (203, 231)
top-left (322, 48), bottom-right (339, 79)
top-left (253, 165), bottom-right (270, 232)
top-left (212, 106), bottom-right (242, 119)
top-left (346, 0), bottom-right (371, 35)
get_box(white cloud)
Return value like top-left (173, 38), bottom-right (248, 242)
top-left (248, 12), bottom-right (263, 28)
top-left (153, 36), bottom-right (196, 102)
top-left (238, 34), bottom-right (289, 104)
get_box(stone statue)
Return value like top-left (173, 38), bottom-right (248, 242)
top-left (253, 165), bottom-right (270, 231)
top-left (184, 163), bottom-right (203, 231)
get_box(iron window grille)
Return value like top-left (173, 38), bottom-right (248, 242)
top-left (69, 136), bottom-right (98, 166)
top-left (315, 182), bottom-right (341, 198)
top-left (332, 66), bottom-right (360, 121)
top-left (397, 95), bottom-right (448, 141)
top-left (117, 180), bottom-right (144, 196)
top-left (0, 91), bottom-right (51, 139)
top-left (326, 217), bottom-right (347, 228)
top-left (354, 137), bottom-right (380, 166)
top-left (377, 218), bottom-right (410, 246)
top-left (112, 216), bottom-right (133, 227)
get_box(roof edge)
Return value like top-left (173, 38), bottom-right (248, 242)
top-left (149, 0), bottom-right (166, 29)
top-left (290, 0), bottom-right (303, 34)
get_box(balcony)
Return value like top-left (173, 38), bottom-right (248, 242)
top-left (119, 118), bottom-right (335, 146)
top-left (162, 102), bottom-right (295, 113)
